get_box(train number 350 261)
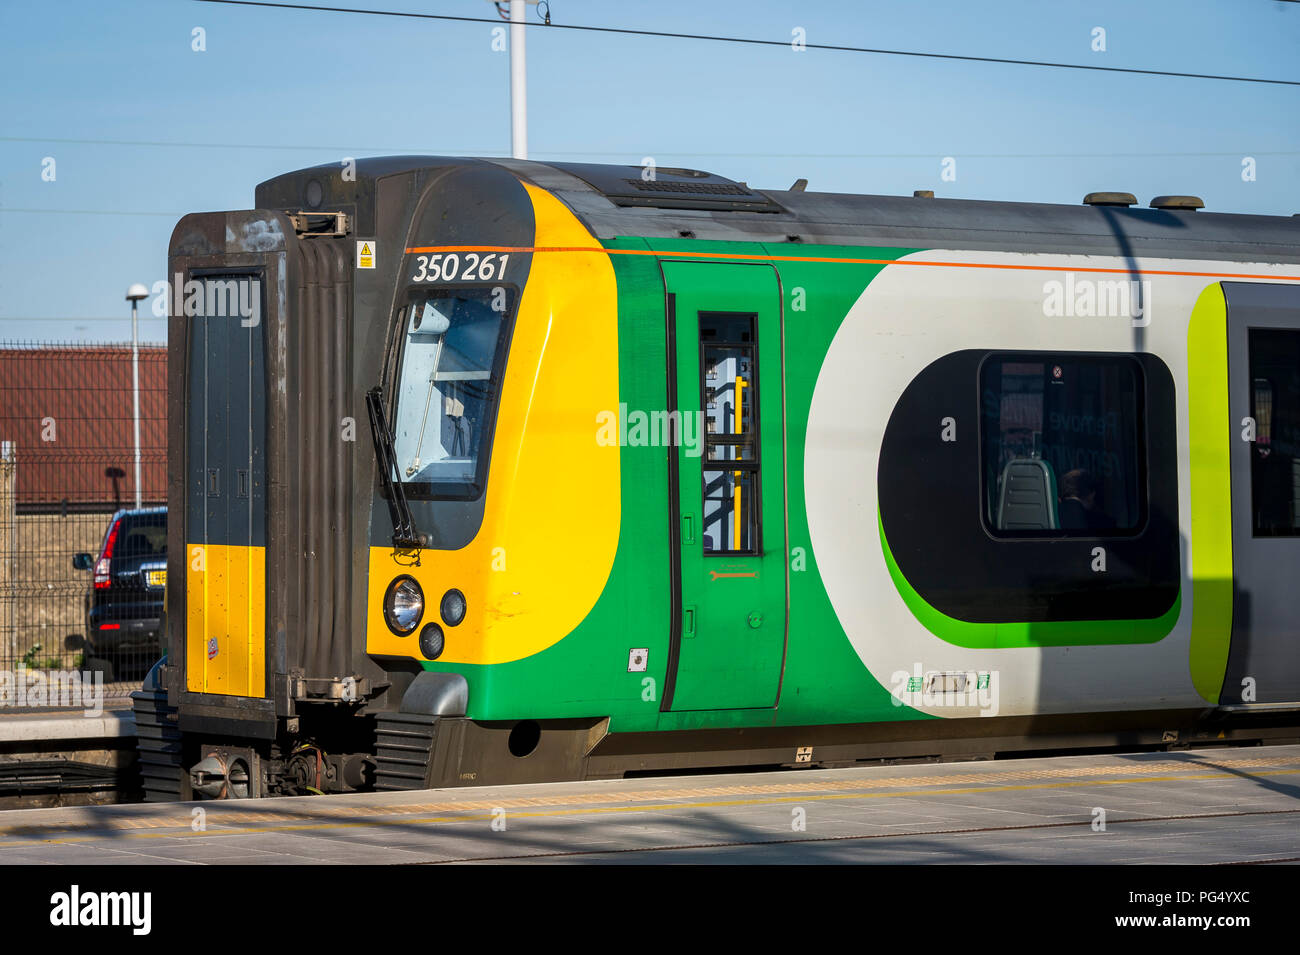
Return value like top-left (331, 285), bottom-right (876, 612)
top-left (410, 252), bottom-right (509, 283)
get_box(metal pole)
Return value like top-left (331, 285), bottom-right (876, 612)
top-left (0, 441), bottom-right (15, 668)
top-left (131, 300), bottom-right (142, 509)
top-left (509, 0), bottom-right (527, 159)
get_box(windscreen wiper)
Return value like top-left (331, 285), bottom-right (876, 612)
top-left (365, 386), bottom-right (422, 550)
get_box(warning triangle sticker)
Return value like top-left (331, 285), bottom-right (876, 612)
top-left (356, 240), bottom-right (376, 269)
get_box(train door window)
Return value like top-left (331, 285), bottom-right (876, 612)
top-left (699, 313), bottom-right (759, 555)
top-left (980, 355), bottom-right (1145, 537)
top-left (1247, 329), bottom-right (1300, 536)
top-left (390, 286), bottom-right (515, 500)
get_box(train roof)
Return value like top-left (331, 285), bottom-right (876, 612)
top-left (258, 156), bottom-right (1300, 265)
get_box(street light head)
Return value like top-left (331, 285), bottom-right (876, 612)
top-left (125, 283), bottom-right (150, 302)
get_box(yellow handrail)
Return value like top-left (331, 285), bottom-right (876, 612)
top-left (734, 375), bottom-right (746, 550)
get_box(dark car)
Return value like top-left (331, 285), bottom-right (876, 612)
top-left (72, 507), bottom-right (167, 680)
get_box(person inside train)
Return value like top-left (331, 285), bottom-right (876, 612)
top-left (1058, 468), bottom-right (1109, 531)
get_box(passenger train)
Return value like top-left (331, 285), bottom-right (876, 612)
top-left (134, 157), bottom-right (1300, 799)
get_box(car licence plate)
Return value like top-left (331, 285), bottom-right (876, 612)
top-left (147, 569), bottom-right (167, 587)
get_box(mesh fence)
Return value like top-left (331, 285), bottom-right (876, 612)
top-left (0, 342), bottom-right (167, 703)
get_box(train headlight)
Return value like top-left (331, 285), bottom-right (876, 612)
top-left (383, 576), bottom-right (424, 635)
top-left (440, 589), bottom-right (466, 627)
top-left (419, 623), bottom-right (445, 660)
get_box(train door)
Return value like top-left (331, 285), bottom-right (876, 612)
top-left (1224, 281), bottom-right (1300, 704)
top-left (662, 261), bottom-right (787, 711)
top-left (185, 273), bottom-right (268, 697)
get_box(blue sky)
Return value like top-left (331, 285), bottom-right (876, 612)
top-left (1, 0), bottom-right (1297, 342)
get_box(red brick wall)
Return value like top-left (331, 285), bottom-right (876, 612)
top-left (0, 346), bottom-right (167, 508)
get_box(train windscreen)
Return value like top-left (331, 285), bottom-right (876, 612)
top-left (389, 287), bottom-right (515, 500)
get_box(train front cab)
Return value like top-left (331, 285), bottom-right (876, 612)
top-left (144, 160), bottom-right (634, 798)
top-left (360, 169), bottom-right (634, 788)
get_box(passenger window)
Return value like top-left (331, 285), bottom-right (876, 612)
top-left (981, 356), bottom-right (1144, 536)
top-left (699, 313), bottom-right (758, 555)
top-left (1248, 329), bottom-right (1300, 536)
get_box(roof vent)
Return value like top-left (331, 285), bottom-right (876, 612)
top-left (622, 179), bottom-right (752, 196)
top-left (1149, 195), bottom-right (1205, 211)
top-left (1083, 192), bottom-right (1137, 207)
top-left (548, 162), bottom-right (785, 213)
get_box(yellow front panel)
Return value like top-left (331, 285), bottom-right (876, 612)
top-left (186, 543), bottom-right (267, 697)
top-left (366, 182), bottom-right (622, 665)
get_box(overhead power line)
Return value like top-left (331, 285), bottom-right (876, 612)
top-left (193, 0), bottom-right (1300, 87)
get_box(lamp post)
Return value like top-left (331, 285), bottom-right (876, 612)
top-left (488, 0), bottom-right (536, 159)
top-left (125, 284), bottom-right (149, 510)
top-left (509, 0), bottom-right (527, 159)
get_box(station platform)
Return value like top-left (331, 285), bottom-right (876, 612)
top-left (1, 744), bottom-right (1297, 864)
top-left (0, 703), bottom-right (138, 809)
top-left (0, 705), bottom-right (133, 743)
